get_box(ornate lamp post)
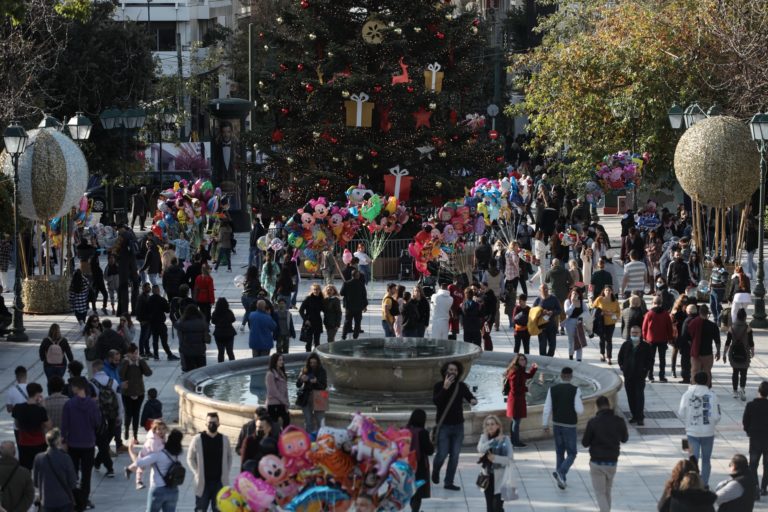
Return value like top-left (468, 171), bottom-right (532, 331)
top-left (3, 121), bottom-right (29, 341)
top-left (155, 107), bottom-right (177, 189)
top-left (66, 112), bottom-right (93, 142)
top-left (749, 112), bottom-right (768, 328)
top-left (100, 107), bottom-right (146, 224)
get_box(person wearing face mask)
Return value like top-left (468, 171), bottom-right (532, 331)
top-left (667, 251), bottom-right (693, 295)
top-left (187, 412), bottom-right (232, 512)
top-left (617, 325), bottom-right (652, 426)
top-left (654, 276), bottom-right (675, 312)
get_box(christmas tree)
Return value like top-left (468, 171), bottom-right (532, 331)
top-left (247, 0), bottom-right (503, 208)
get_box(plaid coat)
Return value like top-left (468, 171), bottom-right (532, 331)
top-left (0, 240), bottom-right (11, 272)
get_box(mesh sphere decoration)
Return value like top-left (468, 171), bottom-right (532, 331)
top-left (2, 129), bottom-right (88, 220)
top-left (674, 116), bottom-right (760, 207)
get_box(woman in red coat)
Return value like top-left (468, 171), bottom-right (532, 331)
top-left (193, 264), bottom-right (215, 323)
top-left (504, 353), bottom-right (537, 447)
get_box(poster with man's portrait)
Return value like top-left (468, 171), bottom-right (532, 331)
top-left (211, 119), bottom-right (242, 211)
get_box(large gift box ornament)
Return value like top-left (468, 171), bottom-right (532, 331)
top-left (344, 92), bottom-right (374, 127)
top-left (423, 62), bottom-right (444, 93)
top-left (383, 165), bottom-right (413, 202)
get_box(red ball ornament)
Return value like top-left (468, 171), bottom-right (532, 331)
top-left (280, 108), bottom-right (289, 115)
top-left (370, 150), bottom-right (378, 157)
top-left (496, 156), bottom-right (505, 163)
top-left (373, 85), bottom-right (382, 93)
top-left (297, 63), bottom-right (305, 71)
top-left (300, 0), bottom-right (309, 8)
top-left (271, 129), bottom-right (284, 143)
top-left (451, 134), bottom-right (460, 142)
top-left (473, 18), bottom-right (480, 26)
top-left (488, 130), bottom-right (499, 140)
top-left (435, 32), bottom-right (445, 40)
top-left (406, 86), bottom-right (414, 93)
top-left (330, 137), bottom-right (338, 144)
top-left (305, 83), bottom-right (315, 93)
top-left (279, 63), bottom-right (288, 72)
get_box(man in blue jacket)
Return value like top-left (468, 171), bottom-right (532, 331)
top-left (248, 300), bottom-right (277, 357)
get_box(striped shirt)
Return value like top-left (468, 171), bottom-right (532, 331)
top-left (623, 260), bottom-right (647, 293)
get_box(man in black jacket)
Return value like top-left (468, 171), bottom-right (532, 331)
top-left (340, 270), bottom-right (367, 340)
top-left (249, 216), bottom-right (266, 270)
top-left (667, 250), bottom-right (693, 294)
top-left (94, 319), bottom-right (128, 361)
top-left (431, 361), bottom-right (477, 491)
top-left (617, 325), bottom-right (653, 426)
top-left (582, 396), bottom-right (628, 512)
top-left (147, 285), bottom-right (178, 361)
top-left (161, 258), bottom-right (186, 302)
top-left (743, 380), bottom-right (768, 496)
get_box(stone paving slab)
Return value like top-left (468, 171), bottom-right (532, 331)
top-left (1, 214), bottom-right (767, 511)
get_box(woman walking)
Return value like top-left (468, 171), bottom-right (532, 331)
top-left (564, 288), bottom-right (586, 361)
top-left (274, 267), bottom-right (294, 306)
top-left (211, 297), bottom-right (237, 362)
top-left (504, 354), bottom-right (537, 447)
top-left (119, 343), bottom-right (153, 442)
top-left (118, 315), bottom-right (136, 344)
top-left (412, 286), bottom-right (430, 337)
top-left (69, 268), bottom-right (90, 325)
top-left (128, 429), bottom-right (184, 512)
top-left (193, 264), bottom-right (215, 323)
top-left (299, 284), bottom-right (325, 352)
top-left (477, 414), bottom-right (514, 512)
top-left (83, 314), bottom-right (103, 377)
top-left (176, 304), bottom-right (208, 372)
top-left (669, 295), bottom-right (689, 380)
top-left (260, 251), bottom-right (280, 299)
top-left (723, 308), bottom-right (754, 401)
top-left (592, 286), bottom-right (620, 364)
top-left (460, 288), bottom-right (483, 346)
top-left (265, 353), bottom-right (290, 429)
top-left (729, 265), bottom-right (752, 324)
top-left (322, 285), bottom-right (342, 343)
top-left (296, 353), bottom-right (327, 433)
top-left (530, 231), bottom-right (548, 286)
top-left (240, 266), bottom-right (262, 330)
top-left (581, 246), bottom-right (594, 289)
top-left (406, 409), bottom-right (434, 512)
top-left (39, 323), bottom-right (74, 381)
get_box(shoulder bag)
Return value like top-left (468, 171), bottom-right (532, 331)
top-left (430, 382), bottom-right (461, 445)
top-left (45, 454), bottom-right (75, 506)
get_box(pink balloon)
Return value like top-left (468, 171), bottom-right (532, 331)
top-left (342, 249), bottom-right (353, 265)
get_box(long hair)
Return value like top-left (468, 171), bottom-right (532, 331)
top-left (661, 458), bottom-right (699, 499)
top-left (269, 352), bottom-right (286, 378)
top-left (213, 297), bottom-right (230, 315)
top-left (47, 323), bottom-right (61, 341)
top-left (506, 354), bottom-right (526, 376)
top-left (407, 408), bottom-right (427, 429)
top-left (671, 294), bottom-right (688, 315)
top-left (302, 353), bottom-right (322, 373)
top-left (735, 265), bottom-right (749, 291)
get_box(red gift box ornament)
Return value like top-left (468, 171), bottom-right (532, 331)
top-left (384, 165), bottom-right (413, 202)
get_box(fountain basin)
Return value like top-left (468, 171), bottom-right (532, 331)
top-left (315, 338), bottom-right (481, 395)
top-left (175, 351), bottom-right (622, 444)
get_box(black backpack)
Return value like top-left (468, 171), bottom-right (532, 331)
top-left (730, 331), bottom-right (750, 364)
top-left (91, 378), bottom-right (119, 423)
top-left (156, 450), bottom-right (186, 488)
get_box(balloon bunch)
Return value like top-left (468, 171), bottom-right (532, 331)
top-left (583, 180), bottom-right (604, 207)
top-left (464, 176), bottom-right (524, 226)
top-left (151, 179), bottom-right (223, 239)
top-left (594, 151), bottom-right (650, 191)
top-left (216, 415), bottom-right (423, 512)
top-left (284, 197), bottom-right (362, 273)
top-left (408, 202), bottom-right (479, 275)
top-left (558, 228), bottom-right (579, 247)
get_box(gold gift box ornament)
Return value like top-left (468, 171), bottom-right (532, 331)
top-left (344, 92), bottom-right (374, 127)
top-left (424, 62), bottom-right (444, 93)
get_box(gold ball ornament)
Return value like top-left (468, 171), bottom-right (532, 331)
top-left (429, 102), bottom-right (437, 110)
top-left (439, 151), bottom-right (447, 158)
top-left (276, 16), bottom-right (283, 24)
top-left (413, 27), bottom-right (422, 33)
top-left (286, 157), bottom-right (294, 164)
top-left (674, 115), bottom-right (760, 207)
top-left (327, 51), bottom-right (334, 58)
top-left (263, 44), bottom-right (270, 50)
top-left (312, 131), bottom-right (321, 138)
top-left (393, 27), bottom-right (402, 35)
top-left (362, 18), bottom-right (386, 44)
top-left (341, 90), bottom-right (350, 98)
top-left (436, 180), bottom-right (443, 188)
top-left (355, 153), bottom-right (364, 160)
top-left (262, 104), bottom-right (270, 111)
top-left (470, 26), bottom-right (478, 34)
top-left (308, 33), bottom-right (317, 40)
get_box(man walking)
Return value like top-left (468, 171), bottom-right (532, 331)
top-left (381, 283), bottom-right (398, 338)
top-left (743, 380), bottom-right (768, 497)
top-left (582, 396), bottom-right (628, 511)
top-left (0, 441), bottom-right (35, 512)
top-left (61, 376), bottom-right (100, 511)
top-left (621, 250), bottom-right (647, 295)
top-left (617, 325), bottom-right (652, 425)
top-left (533, 284), bottom-right (561, 357)
top-left (679, 304), bottom-right (699, 384)
top-left (542, 367), bottom-right (584, 489)
top-left (431, 361), bottom-right (477, 491)
top-left (684, 304), bottom-right (720, 387)
top-left (12, 382), bottom-right (50, 469)
top-left (679, 371), bottom-right (721, 487)
top-left (131, 187), bottom-right (148, 231)
top-left (32, 429), bottom-right (77, 512)
top-left (248, 300), bottom-right (277, 357)
top-left (642, 296), bottom-right (674, 383)
top-left (340, 270), bottom-right (367, 340)
top-left (148, 284), bottom-right (179, 361)
top-left (90, 360), bottom-right (123, 477)
top-left (188, 412), bottom-right (232, 512)
top-left (248, 215), bottom-right (266, 269)
top-left (5, 365), bottom-right (28, 443)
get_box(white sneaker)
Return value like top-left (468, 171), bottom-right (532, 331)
top-left (733, 390), bottom-right (739, 399)
top-left (740, 389), bottom-right (747, 401)
top-left (240, 325), bottom-right (245, 332)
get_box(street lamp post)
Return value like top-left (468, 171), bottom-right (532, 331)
top-left (3, 121), bottom-right (29, 341)
top-left (156, 107), bottom-right (177, 189)
top-left (100, 107), bottom-right (146, 225)
top-left (750, 112), bottom-right (768, 328)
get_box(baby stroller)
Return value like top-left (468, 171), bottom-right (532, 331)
top-left (398, 249), bottom-right (414, 281)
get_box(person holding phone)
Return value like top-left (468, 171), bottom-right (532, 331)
top-left (504, 354), bottom-right (537, 447)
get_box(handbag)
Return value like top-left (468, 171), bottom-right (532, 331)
top-left (482, 323), bottom-right (493, 351)
top-left (430, 381), bottom-right (461, 445)
top-left (295, 386), bottom-right (310, 407)
top-left (312, 389), bottom-right (329, 411)
top-left (499, 464), bottom-right (519, 501)
top-left (574, 321), bottom-right (588, 350)
top-left (476, 472), bottom-right (491, 490)
top-left (299, 322), bottom-right (313, 343)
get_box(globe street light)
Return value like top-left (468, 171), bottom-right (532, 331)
top-left (3, 121), bottom-right (29, 341)
top-left (749, 112), bottom-right (768, 328)
top-left (66, 112), bottom-right (93, 142)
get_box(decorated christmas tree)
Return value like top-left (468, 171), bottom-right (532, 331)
top-left (247, 0), bottom-right (502, 207)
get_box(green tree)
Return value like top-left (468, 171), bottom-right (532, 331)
top-left (508, 0), bottom-right (719, 189)
top-left (235, 0), bottom-right (502, 207)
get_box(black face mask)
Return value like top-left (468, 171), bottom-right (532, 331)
top-left (207, 423), bottom-right (219, 433)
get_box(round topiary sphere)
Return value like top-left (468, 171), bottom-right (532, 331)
top-left (674, 115), bottom-right (760, 207)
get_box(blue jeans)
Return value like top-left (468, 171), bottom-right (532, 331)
top-left (710, 289), bottom-right (724, 324)
top-left (148, 485), bottom-right (179, 512)
top-left (553, 425), bottom-right (578, 480)
top-left (248, 247), bottom-right (262, 270)
top-left (195, 479), bottom-right (223, 512)
top-left (241, 295), bottom-right (256, 325)
top-left (359, 264), bottom-right (371, 284)
top-left (433, 423), bottom-right (464, 486)
top-left (510, 417), bottom-right (522, 445)
top-left (688, 435), bottom-right (714, 486)
top-left (382, 320), bottom-right (395, 337)
top-left (564, 318), bottom-right (582, 360)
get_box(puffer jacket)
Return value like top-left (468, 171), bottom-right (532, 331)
top-left (177, 317), bottom-right (208, 357)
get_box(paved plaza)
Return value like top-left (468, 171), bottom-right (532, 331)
top-left (1, 215), bottom-right (767, 511)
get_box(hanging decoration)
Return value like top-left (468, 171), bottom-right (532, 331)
top-left (424, 62), bottom-right (444, 92)
top-left (391, 57), bottom-right (410, 85)
top-left (344, 92), bottom-right (374, 128)
top-left (361, 18), bottom-right (386, 44)
top-left (412, 107), bottom-right (432, 129)
top-left (383, 165), bottom-right (412, 201)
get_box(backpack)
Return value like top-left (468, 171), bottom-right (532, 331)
top-left (45, 338), bottom-right (64, 365)
top-left (156, 450), bottom-right (186, 488)
top-left (729, 330), bottom-right (750, 364)
top-left (91, 378), bottom-right (119, 422)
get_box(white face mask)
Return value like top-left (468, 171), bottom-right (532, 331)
top-left (656, 281), bottom-right (664, 287)
top-left (630, 335), bottom-right (640, 344)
